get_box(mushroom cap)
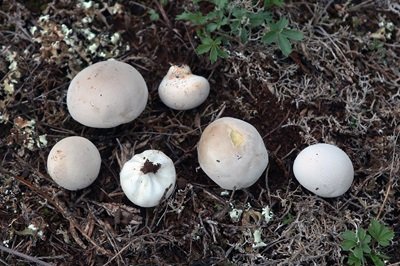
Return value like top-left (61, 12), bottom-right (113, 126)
top-left (120, 150), bottom-right (176, 207)
top-left (158, 65), bottom-right (210, 110)
top-left (67, 59), bottom-right (148, 128)
top-left (47, 136), bottom-right (101, 190)
top-left (293, 143), bottom-right (354, 197)
top-left (197, 117), bottom-right (269, 190)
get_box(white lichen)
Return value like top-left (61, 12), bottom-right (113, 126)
top-left (38, 134), bottom-right (48, 148)
top-left (38, 14), bottom-right (50, 23)
top-left (3, 79), bottom-right (15, 94)
top-left (262, 206), bottom-right (273, 223)
top-left (220, 190), bottom-right (230, 196)
top-left (88, 42), bottom-right (99, 54)
top-left (81, 28), bottom-right (96, 41)
top-left (2, 240), bottom-right (10, 247)
top-left (110, 32), bottom-right (121, 44)
top-left (79, 0), bottom-right (94, 9)
top-left (30, 26), bottom-right (38, 35)
top-left (61, 24), bottom-right (73, 36)
top-left (28, 224), bottom-right (38, 231)
top-left (0, 113), bottom-right (10, 123)
top-left (229, 208), bottom-right (243, 222)
top-left (110, 3), bottom-right (124, 14)
top-left (252, 229), bottom-right (267, 248)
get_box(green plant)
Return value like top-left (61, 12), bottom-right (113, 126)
top-left (176, 0), bottom-right (303, 63)
top-left (148, 0), bottom-right (169, 21)
top-left (341, 219), bottom-right (395, 266)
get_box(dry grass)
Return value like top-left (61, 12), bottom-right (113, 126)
top-left (0, 0), bottom-right (399, 265)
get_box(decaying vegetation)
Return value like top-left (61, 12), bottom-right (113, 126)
top-left (0, 0), bottom-right (399, 265)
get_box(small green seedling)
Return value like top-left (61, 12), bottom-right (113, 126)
top-left (176, 0), bottom-right (303, 63)
top-left (147, 0), bottom-right (168, 21)
top-left (340, 219), bottom-right (394, 266)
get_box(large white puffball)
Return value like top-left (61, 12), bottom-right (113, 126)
top-left (293, 143), bottom-right (354, 197)
top-left (67, 59), bottom-right (148, 128)
top-left (197, 117), bottom-right (269, 190)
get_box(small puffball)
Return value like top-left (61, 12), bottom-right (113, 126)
top-left (158, 65), bottom-right (210, 110)
top-left (293, 143), bottom-right (354, 198)
top-left (47, 136), bottom-right (101, 190)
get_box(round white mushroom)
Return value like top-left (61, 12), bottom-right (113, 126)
top-left (197, 117), bottom-right (269, 190)
top-left (120, 150), bottom-right (176, 208)
top-left (158, 64), bottom-right (210, 110)
top-left (293, 143), bottom-right (354, 197)
top-left (67, 59), bottom-right (148, 128)
top-left (47, 136), bottom-right (101, 190)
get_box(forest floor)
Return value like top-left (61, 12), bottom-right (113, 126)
top-left (0, 0), bottom-right (399, 265)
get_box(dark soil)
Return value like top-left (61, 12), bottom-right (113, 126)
top-left (1, 0), bottom-right (399, 265)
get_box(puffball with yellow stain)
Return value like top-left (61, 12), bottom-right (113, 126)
top-left (197, 117), bottom-right (269, 190)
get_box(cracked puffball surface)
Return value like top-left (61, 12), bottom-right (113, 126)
top-left (120, 150), bottom-right (176, 208)
top-left (293, 143), bottom-right (354, 198)
top-left (158, 64), bottom-right (210, 110)
top-left (47, 136), bottom-right (101, 190)
top-left (67, 59), bottom-right (148, 128)
top-left (197, 117), bottom-right (269, 190)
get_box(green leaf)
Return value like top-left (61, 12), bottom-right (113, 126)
top-left (361, 238), bottom-right (371, 254)
top-left (196, 43), bottom-right (212, 55)
top-left (342, 230), bottom-right (357, 241)
top-left (148, 9), bottom-right (159, 21)
top-left (375, 252), bottom-right (390, 260)
top-left (264, 0), bottom-right (284, 7)
top-left (348, 253), bottom-right (362, 266)
top-left (262, 30), bottom-right (278, 44)
top-left (282, 213), bottom-right (294, 225)
top-left (204, 10), bottom-right (222, 21)
top-left (217, 47), bottom-right (228, 58)
top-left (355, 228), bottom-right (371, 254)
top-left (358, 228), bottom-right (371, 244)
top-left (270, 18), bottom-right (288, 31)
top-left (206, 23), bottom-right (218, 33)
top-left (281, 29), bottom-right (304, 41)
top-left (196, 36), bottom-right (226, 63)
top-left (277, 34), bottom-right (291, 56)
top-left (176, 11), bottom-right (207, 25)
top-left (369, 253), bottom-right (385, 266)
top-left (341, 231), bottom-right (358, 251)
top-left (368, 219), bottom-right (394, 247)
top-left (248, 12), bottom-right (270, 27)
top-left (232, 7), bottom-right (246, 19)
top-left (212, 0), bottom-right (229, 9)
top-left (240, 28), bottom-right (249, 43)
top-left (353, 246), bottom-right (364, 260)
top-left (200, 36), bottom-right (213, 45)
top-left (209, 46), bottom-right (219, 63)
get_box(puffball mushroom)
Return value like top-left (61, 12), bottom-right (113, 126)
top-left (120, 150), bottom-right (176, 208)
top-left (158, 64), bottom-right (210, 110)
top-left (197, 117), bottom-right (269, 190)
top-left (67, 59), bottom-right (148, 128)
top-left (47, 136), bottom-right (101, 190)
top-left (293, 143), bottom-right (354, 198)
